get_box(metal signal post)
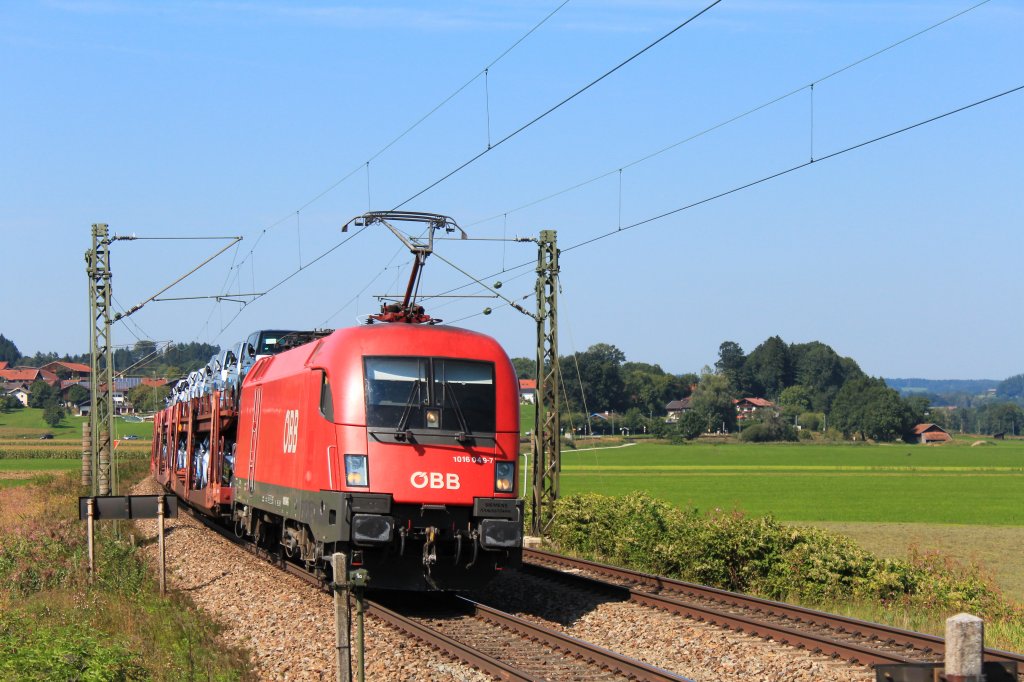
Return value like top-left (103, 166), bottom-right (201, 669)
top-left (531, 230), bottom-right (560, 536)
top-left (86, 223), bottom-right (117, 496)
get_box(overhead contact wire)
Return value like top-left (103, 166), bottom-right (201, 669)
top-left (466, 0), bottom-right (993, 228)
top-left (392, 0), bottom-right (725, 209)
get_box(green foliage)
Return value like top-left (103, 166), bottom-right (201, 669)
top-left (42, 400), bottom-right (64, 427)
top-left (65, 383), bottom-right (89, 406)
top-left (996, 374), bottom-right (1024, 400)
top-left (550, 492), bottom-right (1009, 616)
top-left (0, 471), bottom-right (251, 680)
top-left (510, 357), bottom-right (535, 381)
top-left (0, 613), bottom-right (144, 681)
top-left (27, 380), bottom-right (54, 408)
top-left (674, 410), bottom-right (704, 441)
top-left (0, 394), bottom-right (23, 412)
top-left (830, 376), bottom-right (911, 441)
top-left (0, 334), bottom-right (19, 365)
top-left (127, 383), bottom-right (171, 412)
top-left (777, 385), bottom-right (812, 417)
top-left (744, 336), bottom-right (794, 399)
top-left (798, 412), bottom-right (823, 431)
top-left (739, 417), bottom-right (798, 442)
top-left (715, 341), bottom-right (747, 393)
top-left (691, 371), bottom-right (736, 433)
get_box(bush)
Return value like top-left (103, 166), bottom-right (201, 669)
top-left (550, 492), bottom-right (1008, 616)
top-left (739, 419), bottom-right (798, 442)
top-left (799, 412), bottom-right (822, 431)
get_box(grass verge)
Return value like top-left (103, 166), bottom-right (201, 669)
top-left (0, 460), bottom-right (252, 680)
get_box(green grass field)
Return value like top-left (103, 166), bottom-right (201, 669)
top-left (559, 440), bottom-right (1024, 526)
top-left (0, 408), bottom-right (153, 440)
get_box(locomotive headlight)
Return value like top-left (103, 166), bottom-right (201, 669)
top-left (424, 408), bottom-right (441, 429)
top-left (345, 454), bottom-right (368, 487)
top-left (494, 461), bottom-right (515, 492)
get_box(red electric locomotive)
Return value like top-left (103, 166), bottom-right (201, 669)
top-left (151, 212), bottom-right (524, 590)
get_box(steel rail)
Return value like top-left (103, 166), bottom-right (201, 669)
top-left (524, 548), bottom-right (1024, 669)
top-left (453, 595), bottom-right (694, 682)
top-left (174, 503), bottom-right (691, 680)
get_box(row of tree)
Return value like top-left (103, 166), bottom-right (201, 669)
top-left (514, 336), bottom-right (1022, 442)
top-left (0, 335), bottom-right (220, 379)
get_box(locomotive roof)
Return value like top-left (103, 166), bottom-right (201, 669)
top-left (245, 323), bottom-right (511, 384)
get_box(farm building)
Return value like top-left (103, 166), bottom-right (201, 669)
top-left (665, 397), bottom-right (693, 422)
top-left (518, 379), bottom-right (537, 404)
top-left (911, 423), bottom-right (952, 444)
top-left (734, 397), bottom-right (776, 421)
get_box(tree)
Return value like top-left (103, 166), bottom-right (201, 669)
top-left (0, 334), bottom-right (19, 365)
top-left (28, 380), bottom-right (54, 408)
top-left (691, 371), bottom-right (737, 434)
top-left (743, 336), bottom-right (793, 399)
top-left (563, 343), bottom-right (627, 413)
top-left (904, 395), bottom-right (930, 427)
top-left (715, 341), bottom-right (746, 393)
top-left (997, 374), bottom-right (1024, 401)
top-left (829, 376), bottom-right (910, 442)
top-left (510, 357), bottom-right (535, 381)
top-left (128, 384), bottom-right (171, 413)
top-left (0, 395), bottom-right (22, 412)
top-left (792, 342), bottom-right (843, 411)
top-left (777, 385), bottom-right (813, 419)
top-left (43, 400), bottom-right (64, 427)
top-left (64, 384), bottom-right (89, 407)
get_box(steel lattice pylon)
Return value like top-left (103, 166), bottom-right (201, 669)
top-left (530, 230), bottom-right (560, 536)
top-left (86, 223), bottom-right (117, 496)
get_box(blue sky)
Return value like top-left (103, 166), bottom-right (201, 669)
top-left (2, 1), bottom-right (1021, 379)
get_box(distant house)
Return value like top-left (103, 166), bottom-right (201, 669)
top-left (5, 386), bottom-right (29, 407)
top-left (518, 379), bottom-right (537, 404)
top-left (0, 367), bottom-right (60, 387)
top-left (40, 361), bottom-right (91, 380)
top-left (665, 397), bottom-right (693, 422)
top-left (734, 397), bottom-right (776, 421)
top-left (911, 423), bottom-right (952, 444)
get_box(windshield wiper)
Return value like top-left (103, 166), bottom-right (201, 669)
top-left (394, 379), bottom-right (422, 441)
top-left (445, 384), bottom-right (471, 443)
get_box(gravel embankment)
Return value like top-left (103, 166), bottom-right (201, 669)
top-left (131, 475), bottom-right (874, 681)
top-left (474, 569), bottom-right (876, 682)
top-left (130, 477), bottom-right (489, 682)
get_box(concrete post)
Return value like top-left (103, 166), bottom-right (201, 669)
top-left (81, 422), bottom-right (92, 487)
top-left (157, 495), bottom-right (166, 597)
top-left (331, 553), bottom-right (351, 682)
top-left (86, 498), bottom-right (95, 583)
top-left (945, 612), bottom-right (983, 682)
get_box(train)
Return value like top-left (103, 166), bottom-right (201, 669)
top-left (150, 214), bottom-right (524, 590)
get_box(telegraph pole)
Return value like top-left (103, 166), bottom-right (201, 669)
top-left (86, 223), bottom-right (117, 496)
top-left (530, 230), bottom-right (560, 536)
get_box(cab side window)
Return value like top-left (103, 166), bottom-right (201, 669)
top-left (319, 370), bottom-right (334, 422)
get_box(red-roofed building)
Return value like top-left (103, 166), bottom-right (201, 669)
top-left (40, 361), bottom-right (91, 380)
top-left (0, 367), bottom-right (60, 387)
top-left (734, 397), bottom-right (777, 421)
top-left (0, 361), bottom-right (8, 370)
top-left (911, 423), bottom-right (952, 444)
top-left (518, 379), bottom-right (537, 404)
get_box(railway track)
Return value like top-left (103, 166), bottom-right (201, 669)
top-left (176, 503), bottom-right (692, 681)
top-left (169, 500), bottom-right (1020, 680)
top-left (523, 547), bottom-right (1024, 672)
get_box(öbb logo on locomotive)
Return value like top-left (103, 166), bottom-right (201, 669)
top-left (410, 471), bottom-right (462, 490)
top-left (150, 319), bottom-right (524, 591)
top-left (282, 409), bottom-right (299, 454)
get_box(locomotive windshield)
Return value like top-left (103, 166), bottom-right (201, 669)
top-left (364, 357), bottom-right (496, 434)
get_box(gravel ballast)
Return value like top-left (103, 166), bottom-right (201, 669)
top-left (131, 476), bottom-right (875, 681)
